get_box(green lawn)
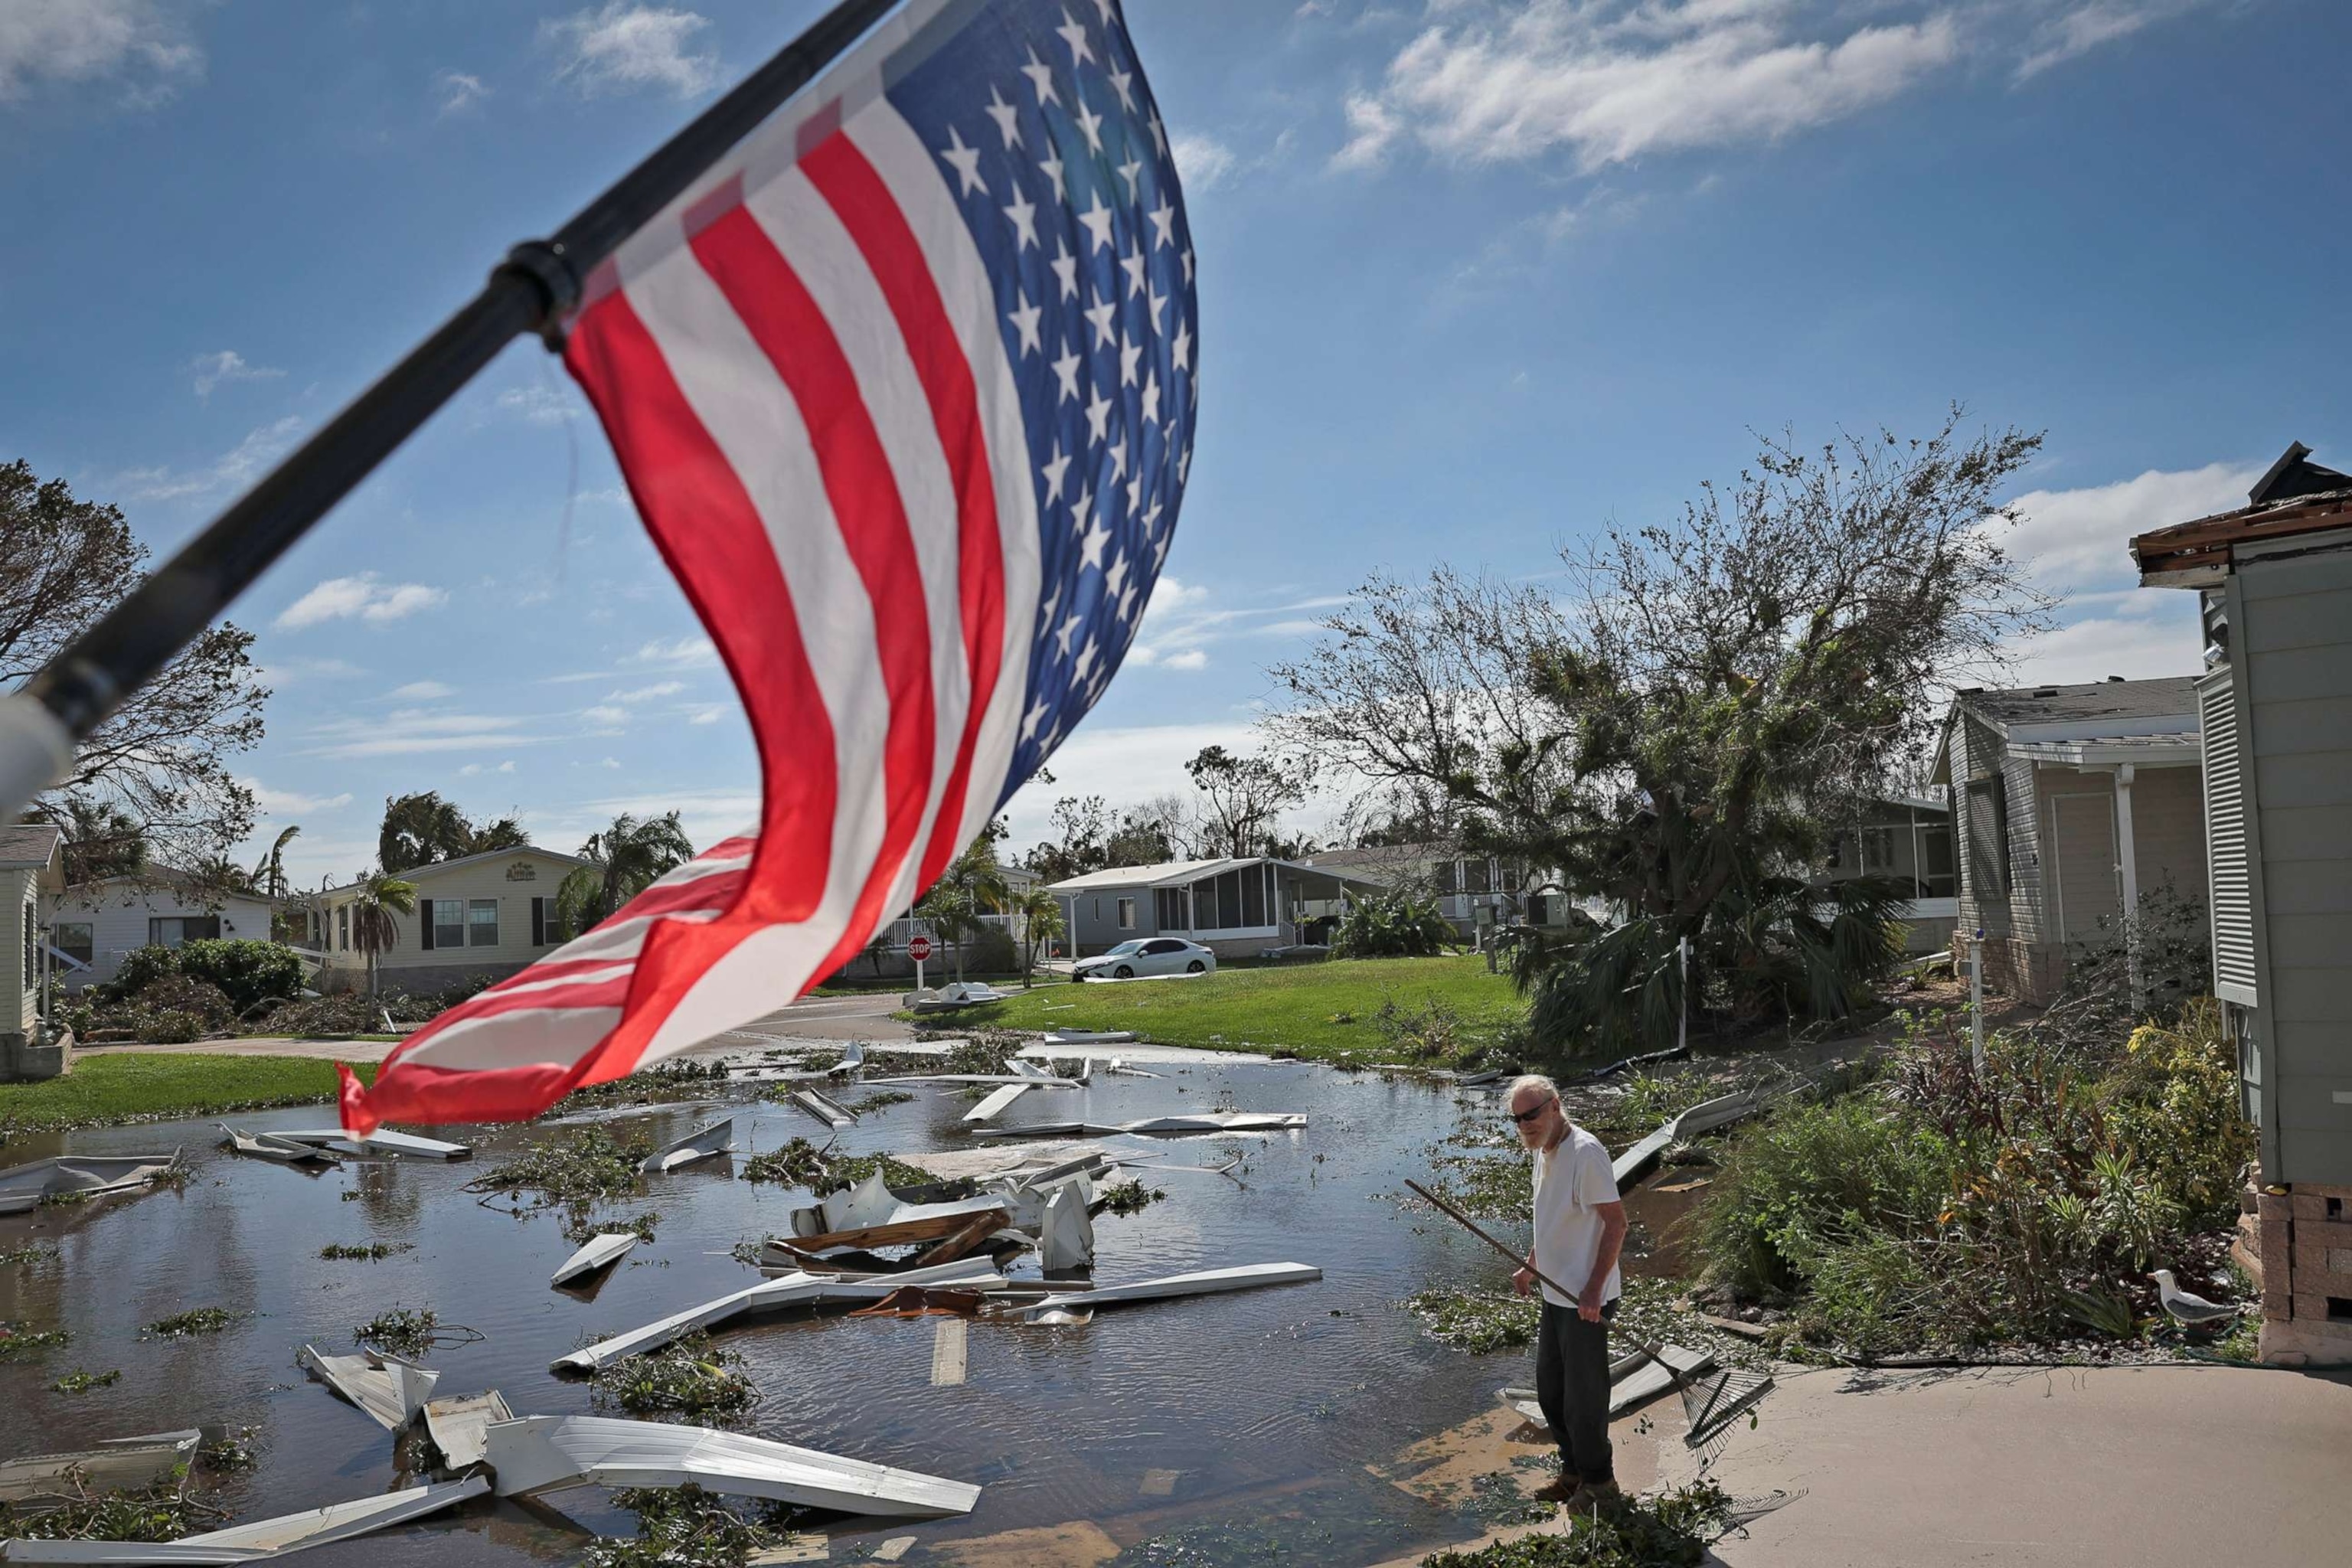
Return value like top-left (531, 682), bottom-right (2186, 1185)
top-left (0, 1054), bottom-right (379, 1135)
top-left (929, 955), bottom-right (1527, 1063)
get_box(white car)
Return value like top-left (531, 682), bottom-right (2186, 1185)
top-left (1072, 938), bottom-right (1217, 982)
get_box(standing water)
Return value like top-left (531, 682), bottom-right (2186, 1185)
top-left (0, 1052), bottom-right (1638, 1565)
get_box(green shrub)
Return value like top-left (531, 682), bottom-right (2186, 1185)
top-left (1332, 893), bottom-right (1455, 959)
top-left (174, 939), bottom-right (305, 1014)
top-left (109, 945), bottom-right (181, 998)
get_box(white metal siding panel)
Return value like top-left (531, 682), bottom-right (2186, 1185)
top-left (2240, 552), bottom-right (2352, 1185)
top-left (2199, 670), bottom-right (2257, 1001)
top-left (2002, 753), bottom-right (2045, 945)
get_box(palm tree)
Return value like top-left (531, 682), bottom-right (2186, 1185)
top-left (350, 871), bottom-right (417, 1001)
top-left (1008, 887), bottom-right (1064, 988)
top-left (554, 812), bottom-right (695, 937)
top-left (251, 825), bottom-right (300, 899)
top-left (916, 838), bottom-right (1011, 983)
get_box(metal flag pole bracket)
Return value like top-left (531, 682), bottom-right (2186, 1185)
top-left (0, 0), bottom-right (903, 822)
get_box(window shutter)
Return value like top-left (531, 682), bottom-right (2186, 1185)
top-left (2200, 670), bottom-right (2256, 1001)
top-left (420, 898), bottom-right (435, 951)
top-left (531, 897), bottom-right (545, 946)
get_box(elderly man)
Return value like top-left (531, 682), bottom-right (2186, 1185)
top-left (1508, 1072), bottom-right (1627, 1508)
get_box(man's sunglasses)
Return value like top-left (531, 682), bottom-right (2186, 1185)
top-left (1505, 1102), bottom-right (1553, 1125)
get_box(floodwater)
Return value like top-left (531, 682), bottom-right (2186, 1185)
top-left (0, 1053), bottom-right (1684, 1566)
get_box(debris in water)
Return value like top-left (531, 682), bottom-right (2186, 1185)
top-left (0, 1430), bottom-right (201, 1514)
top-left (421, 1390), bottom-right (513, 1472)
top-left (299, 1343), bottom-right (440, 1432)
top-left (582, 1484), bottom-right (805, 1568)
top-left (142, 1308), bottom-right (238, 1340)
top-left (592, 1332), bottom-right (760, 1422)
top-left (0, 1324), bottom-right (70, 1361)
top-left (484, 1415), bottom-right (982, 1518)
top-left (1018, 1263), bottom-right (1320, 1321)
top-left (0, 1475), bottom-right (489, 1562)
top-left (553, 1232), bottom-right (642, 1288)
top-left (44, 1369), bottom-right (119, 1395)
top-left (318, 1241), bottom-right (413, 1261)
top-left (218, 1125), bottom-right (339, 1166)
top-left (469, 1127), bottom-right (649, 1207)
top-left (1098, 1178), bottom-right (1165, 1216)
top-left (639, 1117), bottom-right (735, 1175)
top-left (352, 1307), bottom-right (444, 1358)
top-left (0, 1154), bottom-right (182, 1215)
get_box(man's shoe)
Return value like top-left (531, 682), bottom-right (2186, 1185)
top-left (1565, 1480), bottom-right (1622, 1515)
top-left (1527, 1476), bottom-right (1579, 1504)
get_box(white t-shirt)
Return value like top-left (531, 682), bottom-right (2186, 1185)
top-left (1531, 1125), bottom-right (1622, 1309)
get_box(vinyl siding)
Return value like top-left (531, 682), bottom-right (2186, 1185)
top-left (317, 852), bottom-right (580, 978)
top-left (2, 871), bottom-right (36, 1034)
top-left (2038, 769), bottom-right (2118, 945)
top-left (48, 885), bottom-right (278, 987)
top-left (2239, 548), bottom-right (2352, 1184)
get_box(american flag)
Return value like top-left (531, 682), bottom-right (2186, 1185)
top-left (340, 0), bottom-right (1195, 1131)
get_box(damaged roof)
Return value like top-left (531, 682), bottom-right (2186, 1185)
top-left (0, 824), bottom-right (62, 871)
top-left (2132, 441), bottom-right (2352, 586)
top-left (1952, 677), bottom-right (2201, 728)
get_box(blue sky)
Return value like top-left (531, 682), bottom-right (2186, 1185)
top-left (5, 0), bottom-right (2347, 890)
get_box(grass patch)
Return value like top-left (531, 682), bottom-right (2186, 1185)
top-left (918, 956), bottom-right (1527, 1063)
top-left (1417, 1481), bottom-right (1734, 1566)
top-left (144, 1308), bottom-right (237, 1338)
top-left (592, 1333), bottom-right (759, 1423)
top-left (0, 1054), bottom-right (377, 1135)
top-left (0, 1322), bottom-right (72, 1360)
top-left (354, 1307), bottom-right (439, 1357)
top-left (48, 1367), bottom-right (121, 1393)
top-left (318, 1241), bottom-right (414, 1261)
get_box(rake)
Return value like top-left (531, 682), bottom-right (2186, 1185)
top-left (1406, 1178), bottom-right (1772, 1462)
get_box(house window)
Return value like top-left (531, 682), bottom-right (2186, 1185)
top-left (149, 916), bottom-right (220, 948)
top-left (1465, 859), bottom-right (1492, 894)
top-left (338, 905), bottom-right (350, 951)
top-left (1436, 861), bottom-right (1459, 895)
top-left (1919, 826), bottom-right (1956, 898)
top-left (22, 904), bottom-right (34, 991)
top-left (1116, 897), bottom-right (1136, 929)
top-left (1499, 863), bottom-right (1521, 893)
top-left (1155, 887), bottom-right (1187, 929)
top-left (1240, 864), bottom-right (1266, 926)
top-left (468, 898), bottom-right (500, 946)
top-left (431, 900), bottom-right (467, 949)
top-left (1963, 776), bottom-right (2010, 897)
top-left (1861, 828), bottom-right (1895, 874)
top-left (54, 923), bottom-right (94, 967)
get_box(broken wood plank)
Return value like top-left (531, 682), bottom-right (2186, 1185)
top-left (785, 1200), bottom-right (1014, 1255)
top-left (930, 1318), bottom-right (967, 1387)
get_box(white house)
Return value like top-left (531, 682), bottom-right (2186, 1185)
top-left (0, 825), bottom-right (64, 1080)
top-left (309, 845), bottom-right (592, 994)
top-left (49, 870), bottom-right (279, 989)
top-left (1047, 856), bottom-right (1388, 958)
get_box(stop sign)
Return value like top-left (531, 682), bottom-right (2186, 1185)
top-left (906, 935), bottom-right (934, 962)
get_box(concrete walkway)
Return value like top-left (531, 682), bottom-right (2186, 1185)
top-left (1374, 1361), bottom-right (2352, 1567)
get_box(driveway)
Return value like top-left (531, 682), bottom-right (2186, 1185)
top-left (1370, 1361), bottom-right (2352, 1568)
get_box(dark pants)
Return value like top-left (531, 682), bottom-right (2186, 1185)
top-left (1535, 1298), bottom-right (1616, 1485)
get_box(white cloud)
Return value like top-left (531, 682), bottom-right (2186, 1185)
top-left (2017, 2), bottom-right (2202, 81)
top-left (628, 635), bottom-right (720, 668)
top-left (1334, 1), bottom-right (1962, 172)
top-left (113, 416), bottom-right (303, 504)
top-left (494, 384), bottom-right (580, 426)
top-left (244, 779), bottom-right (353, 815)
top-left (1161, 648), bottom-right (1210, 671)
top-left (254, 655), bottom-right (365, 687)
top-left (1171, 132), bottom-right (1238, 189)
top-left (544, 3), bottom-right (717, 99)
top-left (0, 0), bottom-right (203, 103)
top-left (581, 704), bottom-right (629, 727)
top-left (2007, 592), bottom-right (2205, 688)
top-left (999, 719), bottom-right (1259, 851)
top-left (190, 350), bottom-right (283, 400)
top-left (606, 681), bottom-right (684, 704)
top-left (275, 573), bottom-right (448, 631)
top-left (2002, 460), bottom-right (2258, 592)
top-left (390, 680), bottom-right (454, 701)
top-left (302, 710), bottom-right (534, 761)
top-left (688, 706), bottom-right (726, 725)
top-left (433, 67), bottom-right (488, 114)
top-left (459, 760), bottom-right (519, 776)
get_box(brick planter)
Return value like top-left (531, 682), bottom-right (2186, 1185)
top-left (2246, 1172), bottom-right (2352, 1366)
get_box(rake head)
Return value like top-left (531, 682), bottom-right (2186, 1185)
top-left (1676, 1363), bottom-right (1775, 1465)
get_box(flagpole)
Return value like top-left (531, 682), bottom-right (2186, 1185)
top-left (2, 0), bottom-right (903, 816)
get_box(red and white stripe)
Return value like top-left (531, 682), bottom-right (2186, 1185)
top-left (341, 78), bottom-right (1039, 1131)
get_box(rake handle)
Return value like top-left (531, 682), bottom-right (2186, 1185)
top-left (1405, 1178), bottom-right (1697, 1396)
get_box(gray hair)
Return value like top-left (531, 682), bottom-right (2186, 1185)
top-left (1506, 1073), bottom-right (1560, 1106)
